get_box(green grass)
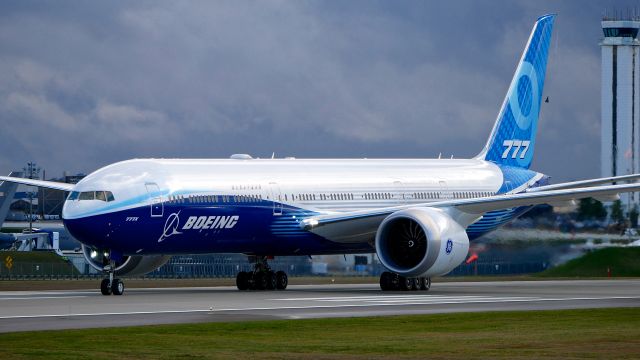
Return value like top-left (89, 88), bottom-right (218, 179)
top-left (0, 308), bottom-right (639, 359)
top-left (539, 247), bottom-right (640, 277)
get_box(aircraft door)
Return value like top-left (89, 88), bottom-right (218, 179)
top-left (145, 183), bottom-right (164, 217)
top-left (393, 180), bottom-right (405, 205)
top-left (439, 180), bottom-right (451, 200)
top-left (268, 182), bottom-right (283, 216)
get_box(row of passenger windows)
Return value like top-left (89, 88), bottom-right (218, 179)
top-left (167, 194), bottom-right (264, 204)
top-left (67, 191), bottom-right (115, 202)
top-left (164, 191), bottom-right (494, 204)
top-left (452, 191), bottom-right (493, 199)
top-left (285, 193), bottom-right (355, 201)
top-left (64, 189), bottom-right (493, 204)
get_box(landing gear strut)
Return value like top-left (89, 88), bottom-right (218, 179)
top-left (100, 258), bottom-right (125, 296)
top-left (379, 271), bottom-right (430, 291)
top-left (236, 256), bottom-right (288, 291)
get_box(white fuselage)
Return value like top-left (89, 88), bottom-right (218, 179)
top-left (60, 158), bottom-right (540, 256)
top-left (63, 158), bottom-right (507, 220)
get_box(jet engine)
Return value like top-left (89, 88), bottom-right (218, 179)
top-left (375, 207), bottom-right (469, 277)
top-left (82, 244), bottom-right (171, 276)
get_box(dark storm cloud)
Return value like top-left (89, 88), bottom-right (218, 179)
top-left (0, 1), bottom-right (636, 181)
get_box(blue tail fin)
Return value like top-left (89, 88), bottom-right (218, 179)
top-left (478, 15), bottom-right (555, 169)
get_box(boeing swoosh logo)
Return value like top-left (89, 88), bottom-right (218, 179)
top-left (158, 211), bottom-right (182, 243)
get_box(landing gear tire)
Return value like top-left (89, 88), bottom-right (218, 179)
top-left (236, 271), bottom-right (250, 290)
top-left (399, 276), bottom-right (413, 291)
top-left (276, 271), bottom-right (288, 290)
top-left (265, 271), bottom-right (277, 290)
top-left (100, 278), bottom-right (112, 295)
top-left (111, 278), bottom-right (125, 295)
top-left (411, 278), bottom-right (420, 291)
top-left (419, 277), bottom-right (431, 291)
top-left (379, 271), bottom-right (394, 291)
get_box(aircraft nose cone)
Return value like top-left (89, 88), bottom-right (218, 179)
top-left (64, 217), bottom-right (109, 249)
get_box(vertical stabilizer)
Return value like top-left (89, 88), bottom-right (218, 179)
top-left (477, 15), bottom-right (555, 169)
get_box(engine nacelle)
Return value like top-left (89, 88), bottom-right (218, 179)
top-left (375, 207), bottom-right (469, 277)
top-left (82, 244), bottom-right (171, 276)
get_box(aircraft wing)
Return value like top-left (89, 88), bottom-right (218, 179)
top-left (0, 176), bottom-right (75, 192)
top-left (300, 183), bottom-right (640, 243)
top-left (527, 173), bottom-right (640, 192)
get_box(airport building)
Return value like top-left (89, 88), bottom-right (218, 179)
top-left (600, 15), bottom-right (640, 208)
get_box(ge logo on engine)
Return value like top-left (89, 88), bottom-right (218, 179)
top-left (445, 239), bottom-right (453, 255)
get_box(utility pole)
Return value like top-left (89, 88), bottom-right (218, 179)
top-left (23, 162), bottom-right (41, 233)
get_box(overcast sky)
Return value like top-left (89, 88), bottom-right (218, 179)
top-left (0, 1), bottom-right (637, 182)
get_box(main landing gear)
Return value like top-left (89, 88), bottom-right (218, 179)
top-left (100, 260), bottom-right (125, 296)
top-left (379, 271), bottom-right (431, 291)
top-left (236, 256), bottom-right (288, 291)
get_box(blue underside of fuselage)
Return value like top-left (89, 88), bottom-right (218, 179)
top-left (63, 198), bottom-right (531, 256)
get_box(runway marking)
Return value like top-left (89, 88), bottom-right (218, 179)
top-left (271, 295), bottom-right (540, 303)
top-left (0, 296), bottom-right (88, 301)
top-left (0, 296), bottom-right (637, 320)
top-left (0, 291), bottom-right (95, 296)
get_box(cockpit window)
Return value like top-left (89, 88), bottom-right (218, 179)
top-left (95, 191), bottom-right (107, 201)
top-left (79, 191), bottom-right (95, 200)
top-left (68, 191), bottom-right (115, 202)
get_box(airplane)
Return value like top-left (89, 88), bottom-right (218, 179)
top-left (2, 14), bottom-right (640, 296)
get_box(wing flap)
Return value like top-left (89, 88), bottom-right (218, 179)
top-left (527, 173), bottom-right (640, 192)
top-left (455, 183), bottom-right (639, 213)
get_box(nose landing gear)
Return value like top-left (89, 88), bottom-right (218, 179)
top-left (236, 256), bottom-right (288, 291)
top-left (100, 259), bottom-right (125, 296)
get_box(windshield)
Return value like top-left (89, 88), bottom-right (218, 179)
top-left (67, 191), bottom-right (115, 202)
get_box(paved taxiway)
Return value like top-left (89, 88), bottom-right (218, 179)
top-left (0, 279), bottom-right (638, 332)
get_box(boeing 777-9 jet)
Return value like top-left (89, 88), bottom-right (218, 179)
top-left (2, 15), bottom-right (638, 295)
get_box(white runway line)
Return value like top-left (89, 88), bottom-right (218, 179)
top-left (270, 295), bottom-right (538, 302)
top-left (0, 291), bottom-right (94, 296)
top-left (0, 296), bottom-right (88, 301)
top-left (0, 295), bottom-right (637, 321)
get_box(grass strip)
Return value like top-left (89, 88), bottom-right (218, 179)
top-left (0, 308), bottom-right (639, 359)
top-left (539, 247), bottom-right (640, 277)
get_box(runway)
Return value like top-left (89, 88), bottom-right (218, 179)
top-left (0, 279), bottom-right (638, 333)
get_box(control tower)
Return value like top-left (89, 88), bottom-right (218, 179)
top-left (601, 15), bottom-right (640, 208)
